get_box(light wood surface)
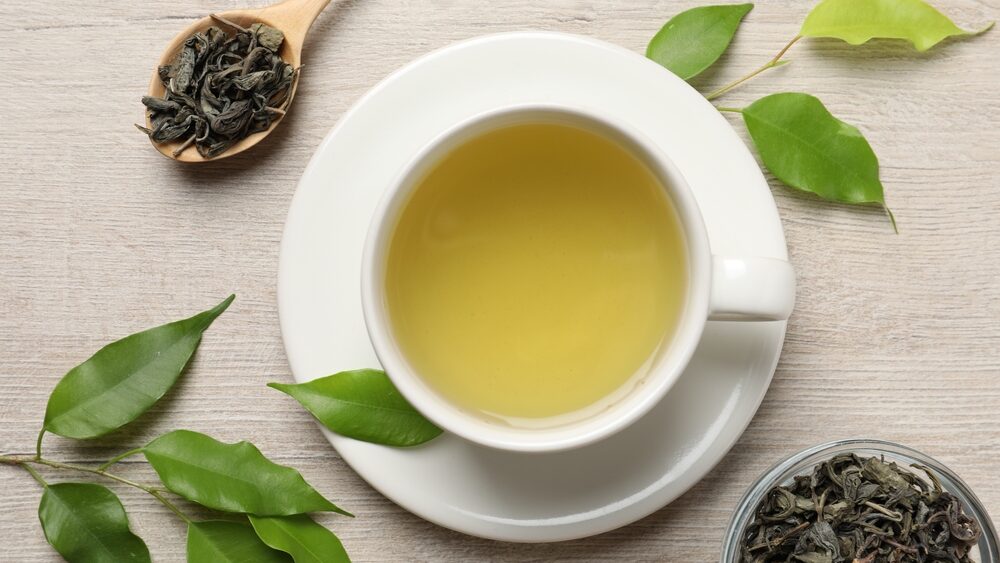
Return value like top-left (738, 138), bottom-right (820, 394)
top-left (1, 1), bottom-right (998, 561)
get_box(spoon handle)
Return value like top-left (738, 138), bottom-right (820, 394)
top-left (260, 0), bottom-right (332, 44)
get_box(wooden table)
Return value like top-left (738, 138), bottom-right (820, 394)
top-left (2, 1), bottom-right (998, 560)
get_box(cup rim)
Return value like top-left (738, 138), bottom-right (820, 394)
top-left (360, 102), bottom-right (713, 452)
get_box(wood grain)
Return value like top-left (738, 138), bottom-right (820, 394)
top-left (1, 0), bottom-right (998, 561)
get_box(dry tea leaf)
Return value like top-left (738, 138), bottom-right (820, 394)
top-left (138, 20), bottom-right (296, 158)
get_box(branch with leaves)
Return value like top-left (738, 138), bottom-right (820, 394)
top-left (1, 296), bottom-right (351, 562)
top-left (646, 0), bottom-right (992, 231)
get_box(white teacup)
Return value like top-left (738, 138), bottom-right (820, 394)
top-left (361, 104), bottom-right (795, 453)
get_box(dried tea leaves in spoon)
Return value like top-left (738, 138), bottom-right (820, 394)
top-left (137, 15), bottom-right (297, 159)
top-left (741, 453), bottom-right (982, 563)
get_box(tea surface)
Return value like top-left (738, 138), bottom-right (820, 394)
top-left (385, 122), bottom-right (687, 423)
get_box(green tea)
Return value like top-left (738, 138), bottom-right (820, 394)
top-left (384, 122), bottom-right (687, 424)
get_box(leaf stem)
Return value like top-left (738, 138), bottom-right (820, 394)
top-left (0, 454), bottom-right (191, 523)
top-left (150, 489), bottom-right (191, 522)
top-left (884, 204), bottom-right (899, 234)
top-left (35, 428), bottom-right (45, 460)
top-left (22, 462), bottom-right (48, 487)
top-left (716, 106), bottom-right (743, 114)
top-left (97, 448), bottom-right (144, 471)
top-left (705, 35), bottom-right (801, 101)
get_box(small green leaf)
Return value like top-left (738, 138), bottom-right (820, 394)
top-left (38, 483), bottom-right (151, 563)
top-left (269, 369), bottom-right (442, 447)
top-left (187, 520), bottom-right (290, 563)
top-left (801, 0), bottom-right (992, 52)
top-left (740, 93), bottom-right (894, 229)
top-left (249, 514), bottom-right (351, 563)
top-left (144, 430), bottom-right (350, 516)
top-left (43, 295), bottom-right (234, 439)
top-left (646, 3), bottom-right (753, 80)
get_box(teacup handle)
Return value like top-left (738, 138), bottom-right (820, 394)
top-left (708, 256), bottom-right (796, 321)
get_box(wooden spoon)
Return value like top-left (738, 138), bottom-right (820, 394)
top-left (146, 0), bottom-right (331, 162)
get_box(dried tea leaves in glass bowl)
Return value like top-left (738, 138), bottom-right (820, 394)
top-left (137, 16), bottom-right (297, 159)
top-left (742, 453), bottom-right (980, 562)
top-left (722, 440), bottom-right (997, 563)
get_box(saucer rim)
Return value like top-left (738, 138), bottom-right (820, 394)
top-left (278, 30), bottom-right (789, 543)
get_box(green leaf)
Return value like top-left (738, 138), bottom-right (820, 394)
top-left (646, 3), bottom-right (753, 80)
top-left (800, 0), bottom-right (992, 52)
top-left (43, 295), bottom-right (234, 439)
top-left (268, 369), bottom-right (442, 447)
top-left (740, 93), bottom-right (895, 229)
top-left (249, 514), bottom-right (351, 563)
top-left (38, 483), bottom-right (151, 563)
top-left (144, 430), bottom-right (351, 516)
top-left (187, 520), bottom-right (290, 563)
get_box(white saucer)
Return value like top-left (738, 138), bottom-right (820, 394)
top-left (278, 32), bottom-right (789, 543)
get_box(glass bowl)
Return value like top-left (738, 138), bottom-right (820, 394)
top-left (721, 439), bottom-right (998, 563)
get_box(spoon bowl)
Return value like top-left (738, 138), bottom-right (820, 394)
top-left (146, 0), bottom-right (330, 162)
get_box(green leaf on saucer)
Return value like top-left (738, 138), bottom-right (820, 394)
top-left (249, 514), bottom-right (351, 563)
top-left (144, 429), bottom-right (351, 516)
top-left (39, 483), bottom-right (150, 562)
top-left (187, 520), bottom-right (290, 563)
top-left (269, 369), bottom-right (442, 448)
top-left (646, 3), bottom-right (753, 80)
top-left (739, 92), bottom-right (895, 230)
top-left (43, 295), bottom-right (234, 439)
top-left (801, 0), bottom-right (993, 52)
